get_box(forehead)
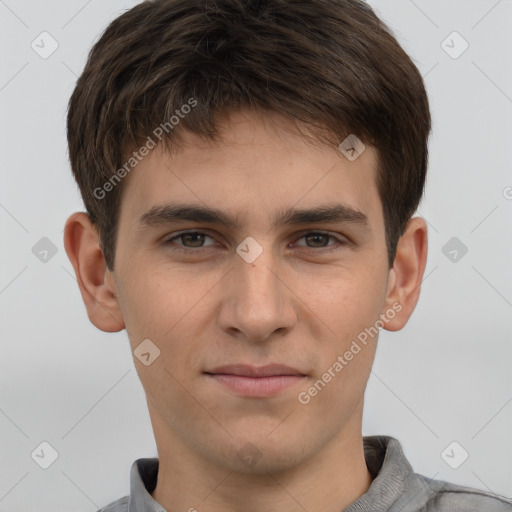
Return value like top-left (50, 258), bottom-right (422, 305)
top-left (118, 110), bottom-right (382, 229)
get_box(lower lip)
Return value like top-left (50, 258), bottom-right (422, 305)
top-left (205, 373), bottom-right (305, 397)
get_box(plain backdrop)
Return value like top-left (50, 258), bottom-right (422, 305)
top-left (0, 0), bottom-right (511, 510)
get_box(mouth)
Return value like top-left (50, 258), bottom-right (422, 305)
top-left (203, 364), bottom-right (307, 397)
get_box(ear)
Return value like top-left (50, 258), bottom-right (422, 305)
top-left (382, 216), bottom-right (428, 331)
top-left (63, 212), bottom-right (125, 332)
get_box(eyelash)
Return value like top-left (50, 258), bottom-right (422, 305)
top-left (162, 230), bottom-right (347, 255)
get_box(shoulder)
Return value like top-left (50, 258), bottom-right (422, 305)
top-left (96, 495), bottom-right (129, 512)
top-left (361, 436), bottom-right (512, 512)
top-left (416, 474), bottom-right (512, 512)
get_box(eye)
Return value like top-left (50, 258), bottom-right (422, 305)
top-left (163, 231), bottom-right (217, 252)
top-left (292, 231), bottom-right (347, 253)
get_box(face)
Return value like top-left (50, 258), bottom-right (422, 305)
top-left (111, 109), bottom-right (393, 473)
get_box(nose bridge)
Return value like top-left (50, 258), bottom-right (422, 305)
top-left (240, 250), bottom-right (279, 303)
top-left (219, 238), bottom-right (295, 341)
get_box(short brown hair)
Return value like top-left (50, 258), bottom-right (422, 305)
top-left (67, 0), bottom-right (431, 270)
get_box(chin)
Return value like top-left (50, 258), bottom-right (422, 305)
top-left (216, 432), bottom-right (312, 475)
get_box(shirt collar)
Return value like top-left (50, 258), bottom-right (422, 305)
top-left (128, 435), bottom-right (414, 512)
top-left (128, 456), bottom-right (162, 512)
top-left (344, 436), bottom-right (415, 512)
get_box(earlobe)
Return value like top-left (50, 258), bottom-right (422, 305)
top-left (63, 212), bottom-right (125, 333)
top-left (382, 217), bottom-right (428, 332)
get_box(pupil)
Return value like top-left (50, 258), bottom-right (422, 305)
top-left (184, 233), bottom-right (204, 247)
top-left (307, 234), bottom-right (328, 247)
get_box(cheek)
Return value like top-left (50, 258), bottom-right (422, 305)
top-left (118, 269), bottom-right (213, 405)
top-left (304, 265), bottom-right (387, 333)
top-left (300, 276), bottom-right (383, 416)
top-left (298, 265), bottom-right (386, 395)
top-left (119, 266), bottom-right (220, 364)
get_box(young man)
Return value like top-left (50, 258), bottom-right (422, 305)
top-left (63, 0), bottom-right (512, 510)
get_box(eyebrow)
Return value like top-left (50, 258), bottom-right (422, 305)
top-left (137, 202), bottom-right (370, 231)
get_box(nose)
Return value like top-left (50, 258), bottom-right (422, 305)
top-left (217, 243), bottom-right (298, 343)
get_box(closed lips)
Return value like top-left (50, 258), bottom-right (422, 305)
top-left (204, 364), bottom-right (306, 377)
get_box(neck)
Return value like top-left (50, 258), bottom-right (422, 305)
top-left (150, 410), bottom-right (372, 512)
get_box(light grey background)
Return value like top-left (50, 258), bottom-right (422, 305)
top-left (1, 0), bottom-right (511, 510)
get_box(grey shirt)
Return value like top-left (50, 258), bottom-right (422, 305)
top-left (98, 435), bottom-right (512, 512)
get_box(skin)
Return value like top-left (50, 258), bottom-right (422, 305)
top-left (64, 109), bottom-right (427, 512)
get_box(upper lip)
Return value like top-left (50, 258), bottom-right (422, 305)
top-left (205, 364), bottom-right (305, 377)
